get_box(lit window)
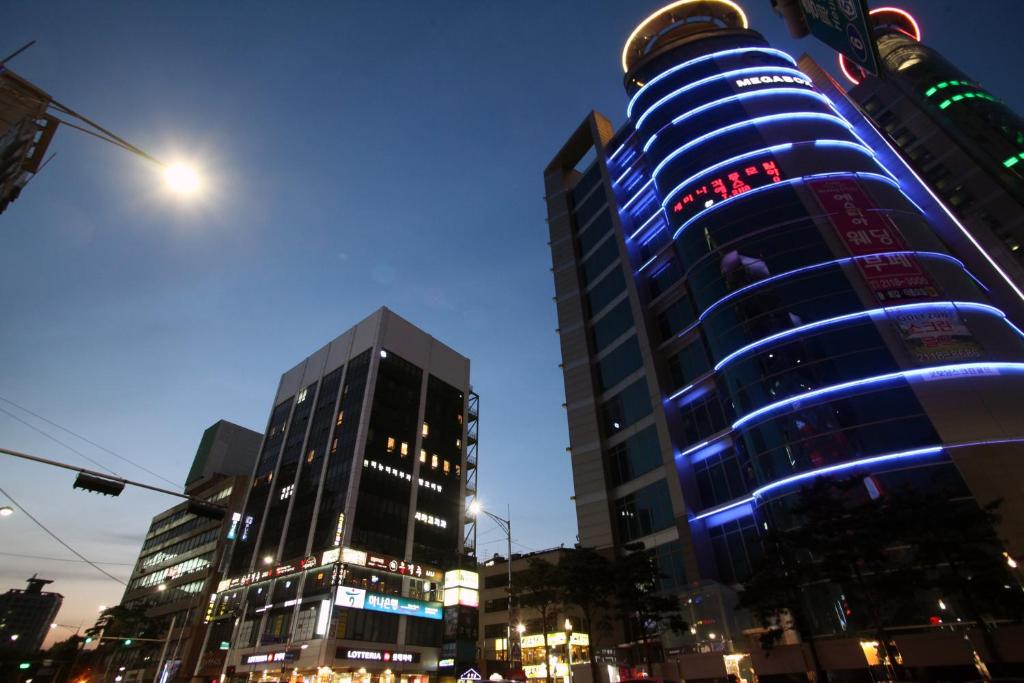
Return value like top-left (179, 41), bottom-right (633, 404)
top-left (386, 437), bottom-right (396, 453)
top-left (306, 450), bottom-right (315, 463)
top-left (330, 438), bottom-right (338, 453)
top-left (380, 349), bottom-right (388, 359)
top-left (297, 388), bottom-right (308, 403)
top-left (336, 410), bottom-right (344, 426)
top-left (280, 484), bottom-right (294, 500)
top-left (420, 450), bottom-right (427, 463)
top-left (422, 422), bottom-right (430, 437)
top-left (456, 438), bottom-right (461, 448)
top-left (456, 465), bottom-right (461, 478)
top-left (400, 442), bottom-right (409, 457)
top-left (431, 454), bottom-right (439, 470)
top-left (443, 460), bottom-right (451, 475)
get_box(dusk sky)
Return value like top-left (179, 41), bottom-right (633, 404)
top-left (2, 0), bottom-right (1023, 644)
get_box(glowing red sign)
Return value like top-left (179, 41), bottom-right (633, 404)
top-left (670, 158), bottom-right (783, 224)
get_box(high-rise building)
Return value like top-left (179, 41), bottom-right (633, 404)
top-left (102, 420), bottom-right (260, 683)
top-left (0, 70), bottom-right (58, 215)
top-left (0, 576), bottom-right (62, 657)
top-left (819, 6), bottom-right (1024, 280)
top-left (208, 307), bottom-right (477, 683)
top-left (545, 0), bottom-right (1024, 650)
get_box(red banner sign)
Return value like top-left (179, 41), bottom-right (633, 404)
top-left (809, 178), bottom-right (938, 302)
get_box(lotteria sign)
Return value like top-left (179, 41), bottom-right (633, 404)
top-left (335, 587), bottom-right (443, 620)
top-left (338, 648), bottom-right (421, 663)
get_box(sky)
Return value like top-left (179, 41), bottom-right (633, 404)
top-left (2, 0), bottom-right (1023, 647)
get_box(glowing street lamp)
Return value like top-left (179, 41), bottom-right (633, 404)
top-left (0, 506), bottom-right (13, 517)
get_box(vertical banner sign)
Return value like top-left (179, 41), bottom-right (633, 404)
top-left (892, 309), bottom-right (983, 364)
top-left (809, 177), bottom-right (938, 303)
top-left (798, 0), bottom-right (879, 75)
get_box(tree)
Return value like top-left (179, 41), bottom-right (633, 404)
top-left (611, 543), bottom-right (687, 674)
top-left (515, 558), bottom-right (564, 683)
top-left (559, 548), bottom-right (615, 683)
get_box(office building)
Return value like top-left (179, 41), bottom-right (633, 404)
top-left (824, 6), bottom-right (1024, 282)
top-left (102, 420), bottom-right (260, 683)
top-left (0, 576), bottom-right (62, 657)
top-left (207, 307), bottom-right (477, 683)
top-left (545, 0), bottom-right (1024, 652)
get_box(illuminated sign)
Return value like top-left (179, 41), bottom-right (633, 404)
top-left (439, 658), bottom-right (455, 668)
top-left (333, 512), bottom-right (345, 546)
top-left (243, 650), bottom-right (298, 665)
top-left (460, 669), bottom-right (483, 681)
top-left (334, 587), bottom-right (442, 620)
top-left (444, 569), bottom-right (479, 590)
top-left (316, 599), bottom-right (331, 636)
top-left (240, 515), bottom-right (255, 541)
top-left (735, 74), bottom-right (812, 88)
top-left (338, 649), bottom-right (421, 663)
top-left (670, 158), bottom-right (783, 224)
top-left (343, 547), bottom-right (369, 566)
top-left (203, 593), bottom-right (216, 623)
top-left (364, 552), bottom-right (441, 580)
top-left (521, 632), bottom-right (590, 648)
top-left (226, 512), bottom-right (242, 540)
top-left (321, 548), bottom-right (340, 565)
top-left (442, 586), bottom-right (479, 608)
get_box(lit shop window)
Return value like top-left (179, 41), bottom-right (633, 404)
top-left (400, 442), bottom-right (409, 457)
top-left (431, 454), bottom-right (439, 470)
top-left (387, 437), bottom-right (396, 453)
top-left (280, 484), bottom-right (295, 500)
top-left (422, 422), bottom-right (430, 437)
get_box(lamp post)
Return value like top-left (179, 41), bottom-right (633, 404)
top-left (564, 619), bottom-right (573, 683)
top-left (468, 502), bottom-right (518, 670)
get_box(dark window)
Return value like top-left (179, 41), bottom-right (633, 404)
top-left (667, 338), bottom-right (711, 390)
top-left (484, 623), bottom-right (509, 638)
top-left (679, 389), bottom-right (731, 444)
top-left (578, 208), bottom-right (614, 256)
top-left (657, 295), bottom-right (697, 341)
top-left (598, 336), bottom-right (643, 391)
top-left (405, 617), bottom-right (443, 646)
top-left (586, 269), bottom-right (626, 317)
top-left (592, 298), bottom-right (634, 352)
top-left (573, 180), bottom-right (607, 228)
top-left (581, 237), bottom-right (620, 286)
top-left (571, 163), bottom-right (603, 209)
top-left (609, 425), bottom-right (663, 486)
top-left (336, 608), bottom-right (399, 644)
top-left (709, 516), bottom-right (760, 584)
top-left (615, 479), bottom-right (675, 542)
top-left (649, 259), bottom-right (682, 300)
top-left (652, 541), bottom-right (688, 592)
top-left (602, 379), bottom-right (652, 435)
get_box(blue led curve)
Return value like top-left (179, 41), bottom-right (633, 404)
top-left (652, 111), bottom-right (855, 183)
top-left (732, 360), bottom-right (1024, 431)
top-left (634, 66), bottom-right (814, 130)
top-left (644, 87), bottom-right (837, 153)
top-left (670, 172), bottom-right (903, 241)
top-left (627, 46), bottom-right (797, 119)
top-left (714, 301), bottom-right (1006, 372)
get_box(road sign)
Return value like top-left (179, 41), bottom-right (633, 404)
top-left (798, 0), bottom-right (879, 75)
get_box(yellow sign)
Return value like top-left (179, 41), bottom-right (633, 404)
top-left (521, 632), bottom-right (589, 648)
top-left (444, 569), bottom-right (479, 590)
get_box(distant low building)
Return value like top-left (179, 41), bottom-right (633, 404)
top-left (0, 575), bottom-right (63, 657)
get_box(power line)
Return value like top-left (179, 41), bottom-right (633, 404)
top-left (0, 551), bottom-right (134, 566)
top-left (0, 395), bottom-right (180, 487)
top-left (0, 485), bottom-right (127, 585)
top-left (0, 405), bottom-right (119, 477)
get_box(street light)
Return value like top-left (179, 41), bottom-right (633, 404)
top-left (469, 502), bottom-right (518, 670)
top-left (0, 505), bottom-right (13, 516)
top-left (564, 619), bottom-right (573, 683)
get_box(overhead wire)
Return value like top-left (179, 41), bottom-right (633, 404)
top-left (0, 395), bottom-right (181, 487)
top-left (0, 551), bottom-right (134, 566)
top-left (0, 485), bottom-right (127, 585)
top-left (0, 404), bottom-right (120, 477)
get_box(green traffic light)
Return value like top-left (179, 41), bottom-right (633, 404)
top-left (19, 662), bottom-right (31, 669)
top-left (85, 636), bottom-right (93, 644)
top-left (124, 638), bottom-right (132, 646)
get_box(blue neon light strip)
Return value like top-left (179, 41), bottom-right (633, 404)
top-left (634, 66), bottom-right (814, 130)
top-left (629, 207), bottom-right (665, 240)
top-left (652, 112), bottom-right (854, 183)
top-left (622, 179), bottom-right (654, 209)
top-left (644, 88), bottom-right (837, 153)
top-left (698, 251), bottom-right (964, 323)
top-left (692, 496), bottom-right (755, 521)
top-left (715, 301), bottom-right (1005, 372)
top-left (732, 361), bottom-right (1024, 431)
top-left (660, 139), bottom-right (880, 210)
top-left (627, 46), bottom-right (797, 119)
top-left (671, 172), bottom-right (902, 241)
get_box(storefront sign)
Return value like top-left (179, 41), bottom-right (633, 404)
top-left (439, 658), bottom-right (455, 668)
top-left (226, 512), bottom-right (242, 540)
top-left (442, 586), bottom-right (479, 608)
top-left (443, 569), bottom-right (479, 590)
top-left (243, 650), bottom-right (298, 665)
top-left (338, 648), bottom-right (421, 663)
top-left (810, 177), bottom-right (939, 303)
top-left (365, 552), bottom-right (440, 580)
top-left (334, 587), bottom-right (442, 620)
top-left (459, 669), bottom-right (483, 681)
top-left (321, 547), bottom-right (341, 565)
top-left (521, 632), bottom-right (590, 648)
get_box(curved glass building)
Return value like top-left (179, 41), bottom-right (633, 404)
top-left (546, 0), bottom-right (1024, 645)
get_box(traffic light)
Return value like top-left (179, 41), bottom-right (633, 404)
top-left (84, 636), bottom-right (93, 644)
top-left (186, 499), bottom-right (227, 521)
top-left (123, 638), bottom-right (133, 646)
top-left (19, 662), bottom-right (31, 669)
top-left (73, 472), bottom-right (126, 497)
